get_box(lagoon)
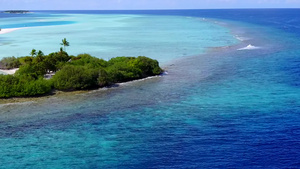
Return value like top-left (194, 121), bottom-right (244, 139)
top-left (0, 9), bottom-right (300, 168)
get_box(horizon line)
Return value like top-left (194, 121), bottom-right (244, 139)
top-left (1, 7), bottom-right (300, 11)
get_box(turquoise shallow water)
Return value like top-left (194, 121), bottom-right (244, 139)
top-left (1, 10), bottom-right (300, 168)
top-left (0, 12), bottom-right (236, 64)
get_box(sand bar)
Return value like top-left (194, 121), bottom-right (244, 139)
top-left (0, 28), bottom-right (22, 35)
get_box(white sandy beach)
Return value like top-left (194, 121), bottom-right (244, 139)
top-left (0, 28), bottom-right (22, 35)
top-left (0, 68), bottom-right (19, 74)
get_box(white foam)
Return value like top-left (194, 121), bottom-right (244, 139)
top-left (162, 71), bottom-right (168, 75)
top-left (235, 35), bottom-right (250, 42)
top-left (0, 101), bottom-right (35, 108)
top-left (238, 44), bottom-right (260, 50)
top-left (118, 75), bottom-right (162, 86)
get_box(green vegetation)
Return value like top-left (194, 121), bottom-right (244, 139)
top-left (0, 42), bottom-right (162, 98)
top-left (30, 49), bottom-right (36, 57)
top-left (0, 75), bottom-right (52, 98)
top-left (52, 65), bottom-right (98, 90)
top-left (0, 56), bottom-right (21, 69)
top-left (60, 38), bottom-right (69, 51)
top-left (2, 10), bottom-right (30, 14)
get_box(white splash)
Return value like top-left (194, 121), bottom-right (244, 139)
top-left (238, 44), bottom-right (260, 50)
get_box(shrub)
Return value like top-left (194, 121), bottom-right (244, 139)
top-left (0, 56), bottom-right (21, 69)
top-left (0, 75), bottom-right (52, 98)
top-left (52, 65), bottom-right (98, 90)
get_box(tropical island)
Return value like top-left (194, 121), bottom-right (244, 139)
top-left (2, 10), bottom-right (30, 14)
top-left (0, 38), bottom-right (162, 98)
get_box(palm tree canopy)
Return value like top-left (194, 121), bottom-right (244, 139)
top-left (37, 50), bottom-right (44, 57)
top-left (30, 49), bottom-right (36, 57)
top-left (60, 38), bottom-right (69, 47)
top-left (60, 38), bottom-right (69, 51)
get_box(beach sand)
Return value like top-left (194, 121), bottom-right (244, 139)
top-left (0, 68), bottom-right (19, 74)
top-left (0, 28), bottom-right (22, 35)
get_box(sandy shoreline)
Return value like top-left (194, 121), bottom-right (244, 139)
top-left (0, 28), bottom-right (23, 35)
top-left (0, 68), bottom-right (19, 74)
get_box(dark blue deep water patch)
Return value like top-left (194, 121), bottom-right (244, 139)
top-left (1, 9), bottom-right (300, 168)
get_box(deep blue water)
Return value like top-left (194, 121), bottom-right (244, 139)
top-left (1, 9), bottom-right (300, 168)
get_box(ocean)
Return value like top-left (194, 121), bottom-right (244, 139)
top-left (0, 9), bottom-right (300, 168)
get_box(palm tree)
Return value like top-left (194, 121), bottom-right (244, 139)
top-left (30, 49), bottom-right (36, 57)
top-left (37, 50), bottom-right (44, 57)
top-left (60, 38), bottom-right (69, 51)
top-left (36, 50), bottom-right (44, 62)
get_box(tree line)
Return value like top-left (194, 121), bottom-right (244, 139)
top-left (0, 39), bottom-right (162, 98)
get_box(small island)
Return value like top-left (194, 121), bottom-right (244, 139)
top-left (2, 10), bottom-right (30, 14)
top-left (0, 39), bottom-right (162, 98)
